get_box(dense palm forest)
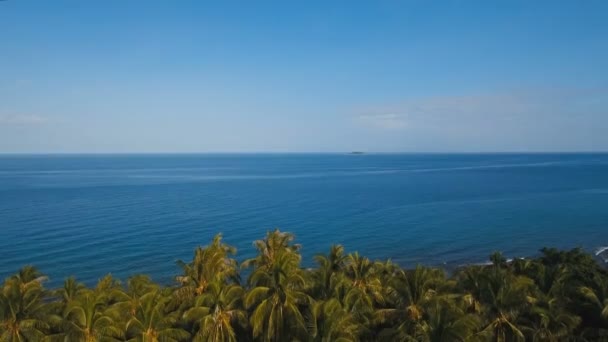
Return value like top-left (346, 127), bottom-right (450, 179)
top-left (1, 230), bottom-right (607, 341)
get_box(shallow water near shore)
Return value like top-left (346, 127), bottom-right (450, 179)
top-left (1, 153), bottom-right (607, 286)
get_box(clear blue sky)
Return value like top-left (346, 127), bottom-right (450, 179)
top-left (1, 1), bottom-right (607, 153)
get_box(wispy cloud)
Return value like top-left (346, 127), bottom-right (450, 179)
top-left (355, 88), bottom-right (608, 131)
top-left (15, 79), bottom-right (32, 88)
top-left (348, 88), bottom-right (608, 151)
top-left (356, 113), bottom-right (408, 130)
top-left (0, 114), bottom-right (49, 125)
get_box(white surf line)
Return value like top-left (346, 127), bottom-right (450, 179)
top-left (595, 246), bottom-right (608, 256)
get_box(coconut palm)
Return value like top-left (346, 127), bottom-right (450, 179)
top-left (61, 289), bottom-right (123, 342)
top-left (42, 277), bottom-right (87, 338)
top-left (92, 275), bottom-right (122, 303)
top-left (0, 267), bottom-right (49, 341)
top-left (313, 245), bottom-right (347, 299)
top-left (307, 298), bottom-right (361, 342)
top-left (519, 295), bottom-right (581, 342)
top-left (396, 266), bottom-right (445, 321)
top-left (579, 274), bottom-right (608, 320)
top-left (377, 265), bottom-right (446, 340)
top-left (176, 234), bottom-right (239, 300)
top-left (183, 282), bottom-right (246, 342)
top-left (110, 275), bottom-right (159, 318)
top-left (455, 266), bottom-right (485, 315)
top-left (245, 252), bottom-right (310, 341)
top-left (476, 270), bottom-right (534, 342)
top-left (2, 232), bottom-right (608, 341)
top-left (8, 266), bottom-right (48, 288)
top-left (340, 252), bottom-right (384, 315)
top-left (419, 298), bottom-right (480, 342)
top-left (124, 290), bottom-right (190, 342)
top-left (241, 229), bottom-right (301, 272)
top-left (57, 277), bottom-right (86, 306)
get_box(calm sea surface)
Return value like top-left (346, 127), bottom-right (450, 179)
top-left (1, 153), bottom-right (607, 286)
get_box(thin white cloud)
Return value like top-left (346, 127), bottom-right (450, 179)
top-left (356, 88), bottom-right (608, 130)
top-left (356, 113), bottom-right (408, 130)
top-left (0, 114), bottom-right (49, 125)
top-left (15, 79), bottom-right (32, 87)
top-left (348, 88), bottom-right (608, 151)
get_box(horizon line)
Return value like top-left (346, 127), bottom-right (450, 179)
top-left (1, 151), bottom-right (607, 156)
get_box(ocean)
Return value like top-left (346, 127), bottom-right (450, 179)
top-left (1, 153), bottom-right (607, 286)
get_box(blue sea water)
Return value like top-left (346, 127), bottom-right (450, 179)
top-left (1, 153), bottom-right (608, 287)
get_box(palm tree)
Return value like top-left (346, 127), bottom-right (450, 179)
top-left (313, 245), bottom-right (347, 299)
top-left (61, 289), bottom-right (123, 342)
top-left (125, 290), bottom-right (190, 342)
top-left (476, 268), bottom-right (534, 342)
top-left (519, 295), bottom-right (581, 342)
top-left (340, 252), bottom-right (384, 316)
top-left (489, 252), bottom-right (508, 269)
top-left (397, 266), bottom-right (445, 321)
top-left (183, 282), bottom-right (246, 342)
top-left (9, 266), bottom-right (49, 288)
top-left (421, 298), bottom-right (480, 342)
top-left (307, 298), bottom-right (361, 342)
top-left (110, 275), bottom-right (159, 318)
top-left (176, 234), bottom-right (239, 300)
top-left (241, 229), bottom-right (301, 272)
top-left (455, 266), bottom-right (484, 315)
top-left (5, 232), bottom-right (608, 341)
top-left (0, 267), bottom-right (49, 341)
top-left (245, 252), bottom-right (310, 341)
top-left (377, 265), bottom-right (446, 340)
top-left (41, 277), bottom-right (87, 339)
top-left (579, 274), bottom-right (608, 320)
top-left (57, 277), bottom-right (86, 306)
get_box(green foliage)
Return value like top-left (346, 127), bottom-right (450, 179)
top-left (1, 231), bottom-right (607, 341)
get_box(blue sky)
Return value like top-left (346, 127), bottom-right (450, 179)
top-left (1, 1), bottom-right (607, 153)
